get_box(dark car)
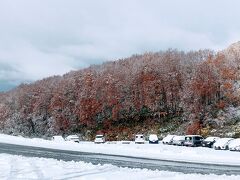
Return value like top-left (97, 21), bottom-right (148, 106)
top-left (201, 137), bottom-right (219, 148)
top-left (148, 134), bottom-right (159, 144)
top-left (184, 135), bottom-right (203, 147)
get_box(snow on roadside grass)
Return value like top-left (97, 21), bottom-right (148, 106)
top-left (1, 133), bottom-right (240, 166)
top-left (0, 154), bottom-right (239, 180)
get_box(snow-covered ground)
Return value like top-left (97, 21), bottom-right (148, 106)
top-left (0, 154), bottom-right (239, 180)
top-left (0, 134), bottom-right (240, 166)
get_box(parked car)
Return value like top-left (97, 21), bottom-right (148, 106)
top-left (65, 135), bottom-right (80, 143)
top-left (148, 134), bottom-right (159, 144)
top-left (213, 138), bottom-right (234, 150)
top-left (51, 135), bottom-right (65, 142)
top-left (233, 145), bottom-right (240, 151)
top-left (94, 135), bottom-right (105, 144)
top-left (135, 134), bottom-right (145, 144)
top-left (229, 138), bottom-right (240, 151)
top-left (201, 136), bottom-right (220, 148)
top-left (162, 135), bottom-right (175, 145)
top-left (184, 135), bottom-right (203, 147)
top-left (172, 136), bottom-right (185, 146)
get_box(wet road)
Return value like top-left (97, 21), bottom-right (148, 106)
top-left (0, 142), bottom-right (240, 175)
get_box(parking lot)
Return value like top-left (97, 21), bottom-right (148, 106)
top-left (1, 133), bottom-right (240, 166)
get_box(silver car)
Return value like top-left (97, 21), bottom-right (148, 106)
top-left (94, 135), bottom-right (106, 144)
top-left (172, 136), bottom-right (185, 146)
top-left (65, 135), bottom-right (80, 143)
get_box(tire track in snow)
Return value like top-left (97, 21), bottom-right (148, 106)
top-left (56, 166), bottom-right (117, 180)
top-left (6, 155), bottom-right (46, 180)
top-left (7, 156), bottom-right (25, 180)
top-left (28, 159), bottom-right (46, 179)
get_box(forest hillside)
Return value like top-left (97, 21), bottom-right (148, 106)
top-left (0, 42), bottom-right (240, 140)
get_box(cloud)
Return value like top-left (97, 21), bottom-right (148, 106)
top-left (1, 0), bottom-right (240, 91)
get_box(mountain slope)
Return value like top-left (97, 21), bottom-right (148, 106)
top-left (0, 45), bottom-right (239, 140)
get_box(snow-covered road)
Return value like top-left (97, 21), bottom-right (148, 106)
top-left (1, 142), bottom-right (240, 175)
top-left (0, 154), bottom-right (239, 180)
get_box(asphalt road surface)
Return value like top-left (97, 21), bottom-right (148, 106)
top-left (0, 142), bottom-right (240, 175)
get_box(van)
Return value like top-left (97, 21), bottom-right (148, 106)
top-left (135, 134), bottom-right (145, 144)
top-left (184, 135), bottom-right (203, 147)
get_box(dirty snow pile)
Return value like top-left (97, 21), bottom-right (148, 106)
top-left (0, 154), bottom-right (239, 180)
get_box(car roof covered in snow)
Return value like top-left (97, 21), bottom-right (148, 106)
top-left (185, 135), bottom-right (202, 137)
top-left (66, 135), bottom-right (79, 138)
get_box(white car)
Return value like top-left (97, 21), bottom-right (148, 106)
top-left (172, 136), bottom-right (185, 146)
top-left (135, 134), bottom-right (145, 144)
top-left (65, 135), bottom-right (80, 143)
top-left (162, 135), bottom-right (175, 145)
top-left (229, 138), bottom-right (240, 151)
top-left (213, 138), bottom-right (234, 150)
top-left (148, 134), bottom-right (159, 144)
top-left (94, 135), bottom-right (105, 144)
top-left (235, 145), bottom-right (240, 151)
top-left (51, 135), bottom-right (65, 142)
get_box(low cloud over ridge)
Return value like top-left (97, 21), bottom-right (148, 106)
top-left (1, 0), bottom-right (240, 91)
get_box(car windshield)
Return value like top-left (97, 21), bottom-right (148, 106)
top-left (149, 135), bottom-right (158, 139)
top-left (195, 136), bottom-right (202, 140)
top-left (136, 135), bottom-right (143, 138)
top-left (68, 135), bottom-right (78, 138)
top-left (185, 137), bottom-right (192, 141)
top-left (164, 135), bottom-right (175, 141)
top-left (96, 135), bottom-right (103, 138)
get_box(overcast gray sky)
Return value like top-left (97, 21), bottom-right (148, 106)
top-left (1, 0), bottom-right (240, 92)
